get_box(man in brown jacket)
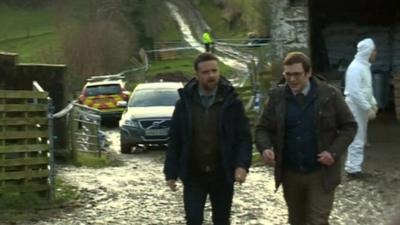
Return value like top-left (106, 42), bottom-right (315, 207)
top-left (256, 52), bottom-right (357, 225)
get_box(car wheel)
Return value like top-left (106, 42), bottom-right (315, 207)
top-left (121, 142), bottom-right (131, 154)
top-left (120, 135), bottom-right (131, 154)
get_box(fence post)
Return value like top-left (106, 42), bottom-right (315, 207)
top-left (97, 121), bottom-right (101, 157)
top-left (66, 109), bottom-right (71, 158)
top-left (47, 97), bottom-right (56, 201)
top-left (70, 108), bottom-right (78, 160)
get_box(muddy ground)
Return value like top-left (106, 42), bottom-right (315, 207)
top-left (7, 113), bottom-right (400, 225)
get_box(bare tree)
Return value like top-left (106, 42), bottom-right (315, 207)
top-left (63, 20), bottom-right (134, 83)
top-left (55, 0), bottom-right (138, 91)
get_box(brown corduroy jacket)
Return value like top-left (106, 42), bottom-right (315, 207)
top-left (255, 77), bottom-right (357, 192)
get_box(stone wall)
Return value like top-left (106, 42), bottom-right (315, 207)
top-left (268, 0), bottom-right (310, 80)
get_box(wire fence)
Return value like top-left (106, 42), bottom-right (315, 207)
top-left (107, 38), bottom-right (272, 119)
top-left (144, 38), bottom-right (270, 60)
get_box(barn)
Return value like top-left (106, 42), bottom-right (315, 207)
top-left (268, 0), bottom-right (400, 118)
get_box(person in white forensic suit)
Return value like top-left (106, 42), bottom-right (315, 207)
top-left (344, 38), bottom-right (378, 179)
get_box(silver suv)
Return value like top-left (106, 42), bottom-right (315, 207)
top-left (118, 82), bottom-right (183, 153)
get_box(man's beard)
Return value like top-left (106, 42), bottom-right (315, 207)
top-left (204, 79), bottom-right (217, 91)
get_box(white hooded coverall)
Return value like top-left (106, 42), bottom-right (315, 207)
top-left (344, 38), bottom-right (377, 174)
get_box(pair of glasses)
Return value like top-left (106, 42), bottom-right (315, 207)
top-left (282, 72), bottom-right (305, 77)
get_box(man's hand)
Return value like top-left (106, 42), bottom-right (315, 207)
top-left (262, 149), bottom-right (275, 166)
top-left (166, 179), bottom-right (177, 191)
top-left (368, 108), bottom-right (376, 120)
top-left (372, 105), bottom-right (378, 114)
top-left (235, 167), bottom-right (247, 184)
top-left (317, 151), bottom-right (335, 166)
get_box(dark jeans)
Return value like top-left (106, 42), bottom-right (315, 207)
top-left (282, 169), bottom-right (335, 225)
top-left (204, 43), bottom-right (211, 52)
top-left (183, 172), bottom-right (234, 225)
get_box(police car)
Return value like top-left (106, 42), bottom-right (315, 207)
top-left (77, 74), bottom-right (130, 119)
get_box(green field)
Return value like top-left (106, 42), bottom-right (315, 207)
top-left (0, 5), bottom-right (62, 63)
top-left (0, 5), bottom-right (56, 40)
top-left (0, 32), bottom-right (62, 63)
top-left (0, 1), bottom-right (247, 91)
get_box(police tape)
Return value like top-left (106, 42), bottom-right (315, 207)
top-left (145, 45), bottom-right (202, 53)
top-left (145, 42), bottom-right (268, 53)
top-left (216, 41), bottom-right (269, 47)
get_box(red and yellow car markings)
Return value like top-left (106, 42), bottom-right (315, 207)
top-left (83, 94), bottom-right (124, 112)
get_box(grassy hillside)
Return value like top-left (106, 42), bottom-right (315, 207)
top-left (157, 14), bottom-right (183, 42)
top-left (0, 1), bottom-right (243, 93)
top-left (0, 5), bottom-right (56, 40)
top-left (0, 4), bottom-right (62, 63)
top-left (139, 0), bottom-right (183, 43)
top-left (197, 3), bottom-right (248, 39)
top-left (196, 0), bottom-right (270, 38)
top-left (0, 1), bottom-right (183, 64)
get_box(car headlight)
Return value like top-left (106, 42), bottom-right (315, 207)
top-left (120, 119), bottom-right (140, 127)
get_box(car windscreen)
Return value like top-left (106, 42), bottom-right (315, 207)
top-left (129, 88), bottom-right (179, 107)
top-left (86, 84), bottom-right (121, 96)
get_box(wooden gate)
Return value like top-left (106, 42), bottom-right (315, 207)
top-left (0, 89), bottom-right (52, 198)
top-left (69, 102), bottom-right (102, 158)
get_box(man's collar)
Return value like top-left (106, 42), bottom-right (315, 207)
top-left (291, 80), bottom-right (311, 96)
top-left (198, 85), bottom-right (217, 97)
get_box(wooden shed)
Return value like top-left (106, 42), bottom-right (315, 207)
top-left (0, 53), bottom-right (68, 150)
